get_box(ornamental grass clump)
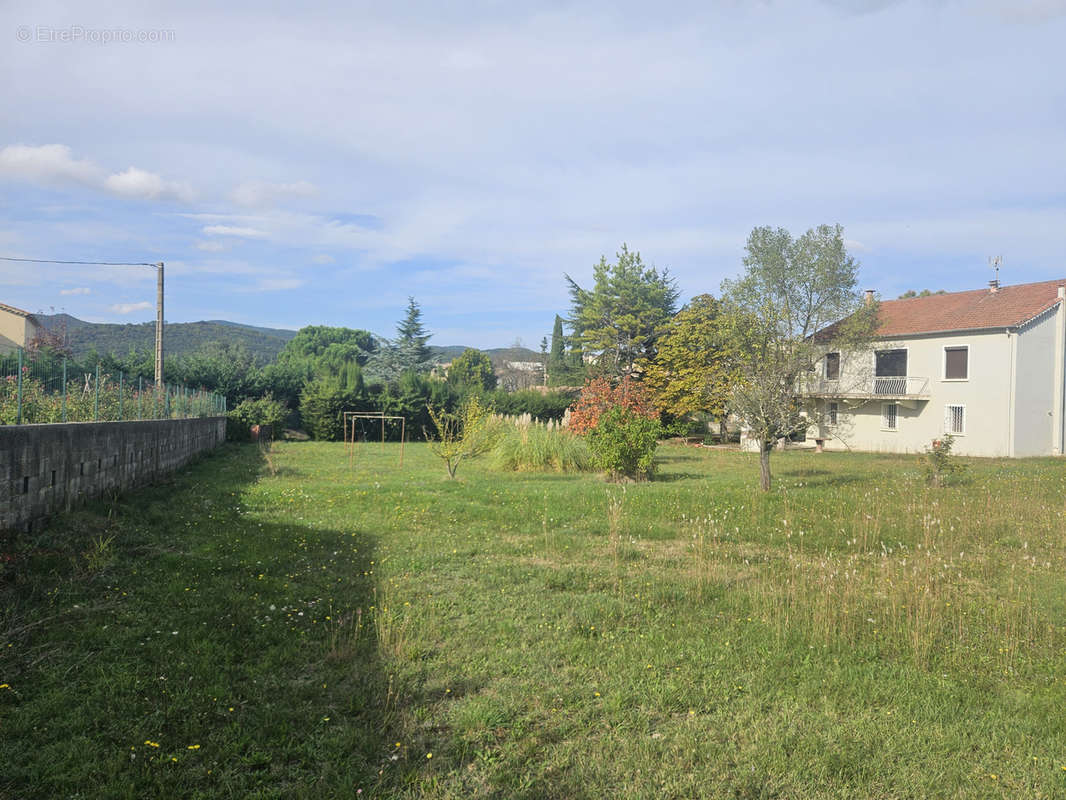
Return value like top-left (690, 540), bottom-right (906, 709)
top-left (493, 420), bottom-right (591, 473)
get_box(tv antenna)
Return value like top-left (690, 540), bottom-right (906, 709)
top-left (989, 255), bottom-right (1002, 285)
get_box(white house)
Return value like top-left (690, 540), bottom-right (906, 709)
top-left (803, 278), bottom-right (1066, 458)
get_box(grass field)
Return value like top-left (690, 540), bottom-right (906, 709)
top-left (2, 441), bottom-right (1065, 798)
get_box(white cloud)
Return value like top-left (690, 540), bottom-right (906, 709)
top-left (231, 180), bottom-right (316, 208)
top-left (0, 144), bottom-right (193, 203)
top-left (59, 287), bottom-right (91, 295)
top-left (312, 254), bottom-right (335, 264)
top-left (0, 144), bottom-right (102, 186)
top-left (202, 224), bottom-right (268, 238)
top-left (109, 301), bottom-right (152, 314)
top-left (196, 240), bottom-right (228, 252)
top-left (104, 167), bottom-right (194, 202)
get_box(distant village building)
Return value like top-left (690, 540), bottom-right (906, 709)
top-left (798, 278), bottom-right (1066, 457)
top-left (0, 302), bottom-right (42, 354)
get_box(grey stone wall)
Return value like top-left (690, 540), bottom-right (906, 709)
top-left (0, 417), bottom-right (226, 531)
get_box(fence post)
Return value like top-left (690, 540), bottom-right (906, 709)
top-left (94, 363), bottom-right (100, 421)
top-left (15, 347), bottom-right (23, 425)
top-left (138, 376), bottom-right (143, 420)
top-left (61, 357), bottom-right (67, 422)
top-left (118, 371), bottom-right (124, 420)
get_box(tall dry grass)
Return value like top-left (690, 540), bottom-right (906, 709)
top-left (493, 419), bottom-right (591, 473)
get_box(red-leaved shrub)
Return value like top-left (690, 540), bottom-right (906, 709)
top-left (568, 377), bottom-right (658, 435)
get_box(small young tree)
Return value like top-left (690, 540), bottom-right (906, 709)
top-left (922, 435), bottom-right (966, 487)
top-left (426, 395), bottom-right (499, 479)
top-left (721, 224), bottom-right (877, 491)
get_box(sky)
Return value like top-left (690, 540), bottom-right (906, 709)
top-left (1, 0), bottom-right (1064, 349)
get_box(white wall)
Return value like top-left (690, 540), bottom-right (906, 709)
top-left (816, 330), bottom-right (1013, 457)
top-left (1012, 308), bottom-right (1059, 456)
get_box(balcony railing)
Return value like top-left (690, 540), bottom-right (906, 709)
top-left (800, 376), bottom-right (930, 399)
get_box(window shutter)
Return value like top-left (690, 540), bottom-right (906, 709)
top-left (945, 347), bottom-right (968, 379)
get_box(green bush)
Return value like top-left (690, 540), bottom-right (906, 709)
top-left (299, 379), bottom-right (358, 441)
top-left (493, 422), bottom-right (591, 473)
top-left (227, 394), bottom-right (288, 441)
top-left (586, 406), bottom-right (662, 481)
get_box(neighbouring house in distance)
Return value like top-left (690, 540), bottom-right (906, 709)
top-left (802, 278), bottom-right (1066, 457)
top-left (0, 302), bottom-right (42, 354)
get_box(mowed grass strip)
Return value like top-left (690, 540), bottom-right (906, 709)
top-left (2, 441), bottom-right (1065, 798)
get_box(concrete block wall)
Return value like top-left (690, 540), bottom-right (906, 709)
top-left (0, 417), bottom-right (226, 531)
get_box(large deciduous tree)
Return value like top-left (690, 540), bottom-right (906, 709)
top-left (565, 245), bottom-right (680, 379)
top-left (642, 294), bottom-right (738, 422)
top-left (721, 224), bottom-right (876, 491)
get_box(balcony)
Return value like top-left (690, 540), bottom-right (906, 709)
top-left (800, 376), bottom-right (930, 400)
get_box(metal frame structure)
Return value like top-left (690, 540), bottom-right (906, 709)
top-left (343, 411), bottom-right (406, 468)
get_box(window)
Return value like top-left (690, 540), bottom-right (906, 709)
top-left (945, 404), bottom-right (965, 435)
top-left (824, 352), bottom-right (840, 380)
top-left (944, 346), bottom-right (968, 380)
top-left (875, 349), bottom-right (907, 377)
top-left (881, 402), bottom-right (898, 431)
top-left (828, 401), bottom-right (838, 426)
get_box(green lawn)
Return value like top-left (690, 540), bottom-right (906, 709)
top-left (2, 441), bottom-right (1065, 798)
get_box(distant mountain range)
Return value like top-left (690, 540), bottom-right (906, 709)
top-left (37, 314), bottom-right (541, 365)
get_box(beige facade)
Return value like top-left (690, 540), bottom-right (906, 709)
top-left (807, 294), bottom-right (1066, 458)
top-left (0, 303), bottom-right (41, 354)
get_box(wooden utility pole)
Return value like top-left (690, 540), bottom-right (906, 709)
top-left (155, 262), bottom-right (164, 385)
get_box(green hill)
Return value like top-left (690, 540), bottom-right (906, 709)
top-left (38, 314), bottom-right (299, 364)
top-left (38, 314), bottom-right (541, 367)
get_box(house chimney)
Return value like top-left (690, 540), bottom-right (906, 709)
top-left (989, 279), bottom-right (1000, 294)
top-left (864, 289), bottom-right (875, 306)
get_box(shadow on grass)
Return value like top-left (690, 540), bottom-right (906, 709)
top-left (0, 442), bottom-right (428, 798)
top-left (779, 472), bottom-right (868, 488)
top-left (652, 471), bottom-right (705, 483)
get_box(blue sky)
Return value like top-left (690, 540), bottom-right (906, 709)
top-left (1, 0), bottom-right (1064, 349)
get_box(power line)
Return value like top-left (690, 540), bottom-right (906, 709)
top-left (0, 256), bottom-right (158, 268)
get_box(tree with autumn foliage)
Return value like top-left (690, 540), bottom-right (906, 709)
top-left (568, 376), bottom-right (658, 435)
top-left (641, 294), bottom-right (739, 422)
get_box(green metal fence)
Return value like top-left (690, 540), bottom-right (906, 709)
top-left (0, 348), bottom-right (226, 425)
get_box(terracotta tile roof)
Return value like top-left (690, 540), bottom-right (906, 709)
top-left (0, 302), bottom-right (38, 321)
top-left (874, 279), bottom-right (1066, 337)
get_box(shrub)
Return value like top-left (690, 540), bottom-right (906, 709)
top-left (493, 421), bottom-right (591, 473)
top-left (483, 388), bottom-right (575, 421)
top-left (586, 406), bottom-right (662, 481)
top-left (569, 377), bottom-right (658, 435)
top-left (922, 435), bottom-right (966, 487)
top-left (299, 379), bottom-right (357, 441)
top-left (227, 394), bottom-right (288, 441)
